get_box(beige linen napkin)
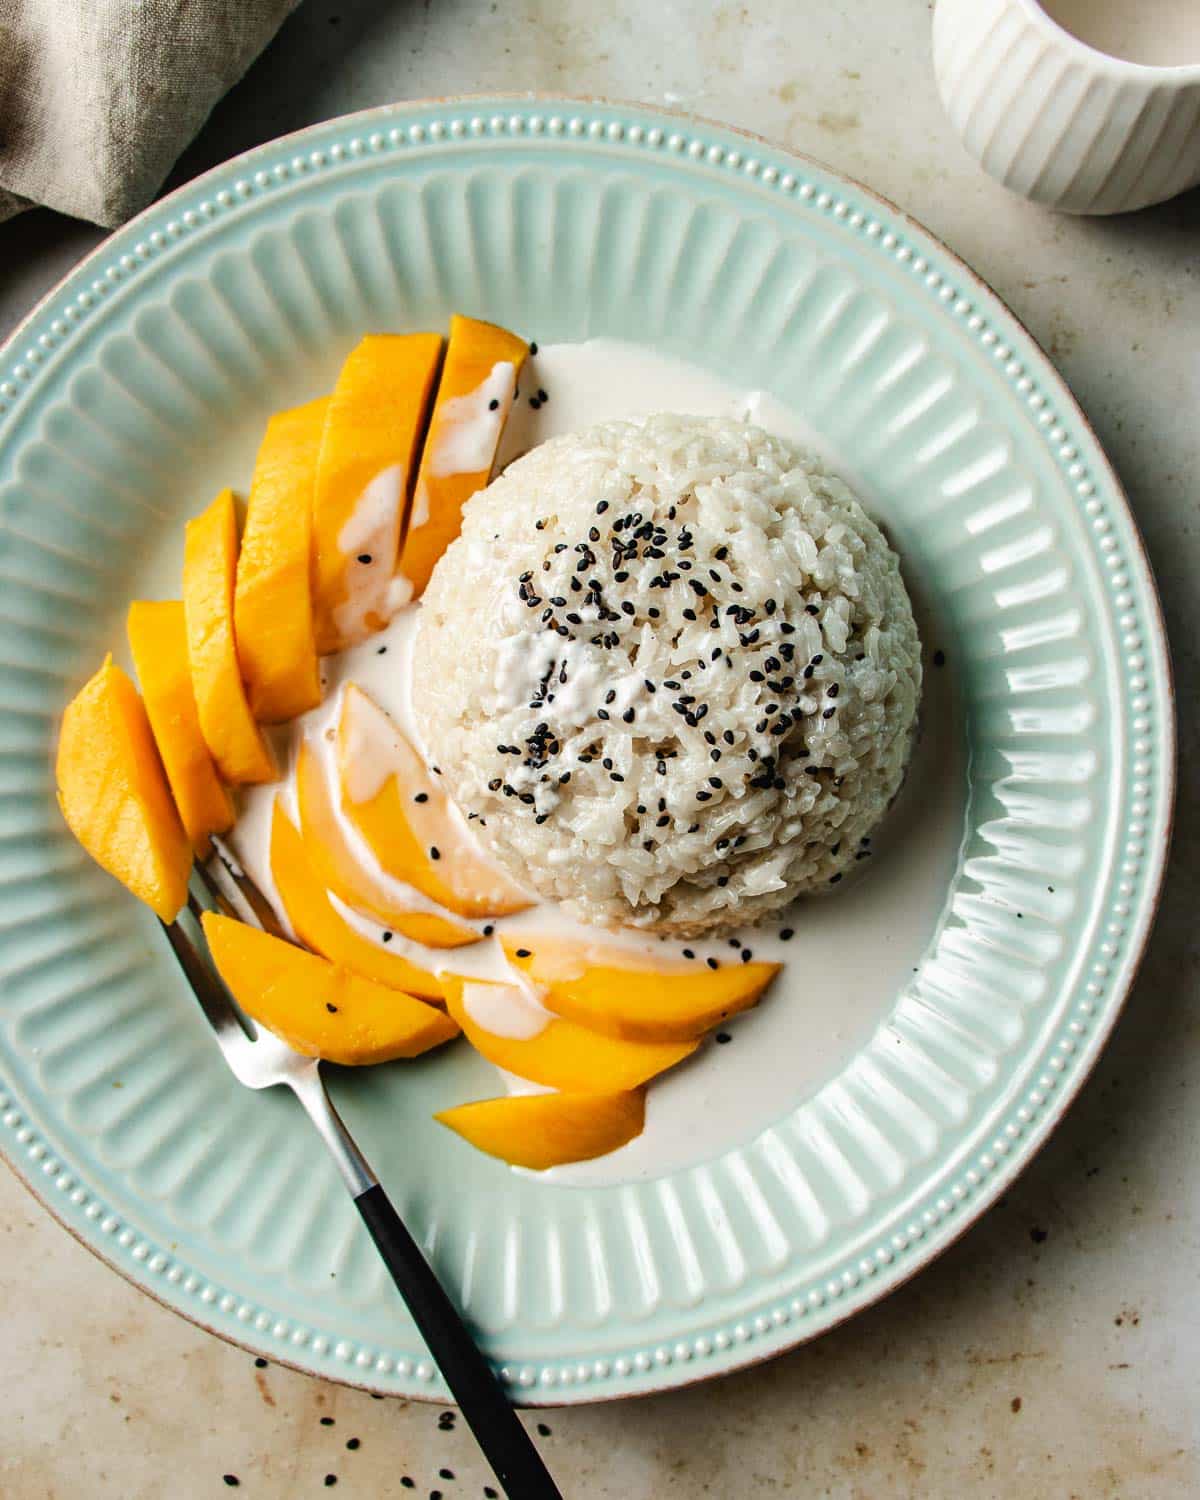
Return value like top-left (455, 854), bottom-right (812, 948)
top-left (0, 0), bottom-right (299, 227)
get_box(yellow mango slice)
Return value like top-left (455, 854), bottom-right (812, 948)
top-left (183, 489), bottom-right (277, 785)
top-left (295, 739), bottom-right (478, 950)
top-left (311, 333), bottom-right (443, 652)
top-left (201, 912), bottom-right (458, 1065)
top-left (398, 314), bottom-right (528, 597)
top-left (503, 939), bottom-right (780, 1043)
top-left (56, 655), bottom-right (191, 921)
top-left (436, 1090), bottom-right (645, 1170)
top-left (269, 800), bottom-right (442, 1001)
top-left (233, 397), bottom-right (327, 722)
top-left (336, 684), bottom-right (530, 919)
top-left (441, 975), bottom-right (696, 1092)
top-left (127, 600), bottom-right (234, 853)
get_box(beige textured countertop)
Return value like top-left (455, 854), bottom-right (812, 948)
top-left (2, 2), bottom-right (1197, 1495)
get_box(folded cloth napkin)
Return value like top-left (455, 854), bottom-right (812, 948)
top-left (0, 0), bottom-right (298, 227)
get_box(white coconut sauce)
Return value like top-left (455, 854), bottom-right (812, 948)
top-left (333, 463), bottom-right (406, 643)
top-left (409, 361), bottom-right (517, 532)
top-left (226, 339), bottom-right (965, 1186)
top-left (459, 978), bottom-right (553, 1041)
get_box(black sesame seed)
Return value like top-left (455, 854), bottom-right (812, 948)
top-left (325, 1002), bottom-right (338, 1014)
top-left (822, 707), bottom-right (837, 719)
top-left (440, 1470), bottom-right (456, 1481)
top-left (610, 772), bottom-right (625, 782)
top-left (414, 792), bottom-right (429, 803)
top-left (402, 1482), bottom-right (416, 1492)
top-left (254, 1357), bottom-right (268, 1369)
top-left (717, 875), bottom-right (729, 887)
top-left (537, 388), bottom-right (548, 402)
top-left (483, 924), bottom-right (495, 936)
top-left (381, 931), bottom-right (393, 944)
top-left (223, 1479), bottom-right (240, 1489)
top-left (346, 1438), bottom-right (360, 1451)
top-left (377, 645), bottom-right (387, 656)
top-left (741, 948), bottom-right (752, 963)
top-left (429, 846), bottom-right (441, 860)
top-left (683, 948), bottom-right (695, 959)
top-left (320, 1417), bottom-right (335, 1426)
top-left (357, 553), bottom-right (373, 565)
top-left (827, 683), bottom-right (840, 699)
top-left (537, 1422), bottom-right (552, 1437)
top-left (706, 957), bottom-right (720, 970)
top-left (933, 649), bottom-right (946, 667)
top-left (324, 1474), bottom-right (337, 1487)
top-left (715, 1032), bottom-right (732, 1044)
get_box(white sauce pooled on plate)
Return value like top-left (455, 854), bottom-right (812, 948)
top-left (228, 338), bottom-right (965, 1186)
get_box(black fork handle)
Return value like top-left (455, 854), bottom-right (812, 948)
top-left (355, 1183), bottom-right (562, 1499)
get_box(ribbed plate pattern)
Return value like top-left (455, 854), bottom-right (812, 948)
top-left (0, 100), bottom-right (1173, 1403)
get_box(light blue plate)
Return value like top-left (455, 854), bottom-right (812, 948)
top-left (0, 99), bottom-right (1173, 1402)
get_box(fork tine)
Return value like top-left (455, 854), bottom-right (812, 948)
top-left (193, 858), bottom-right (237, 919)
top-left (208, 835), bottom-right (287, 938)
top-left (161, 908), bottom-right (253, 1049)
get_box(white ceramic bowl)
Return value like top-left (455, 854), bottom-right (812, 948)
top-left (933, 0), bottom-right (1200, 213)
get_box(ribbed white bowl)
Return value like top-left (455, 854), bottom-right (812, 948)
top-left (933, 0), bottom-right (1200, 213)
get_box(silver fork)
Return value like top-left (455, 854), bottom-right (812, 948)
top-left (164, 863), bottom-right (561, 1500)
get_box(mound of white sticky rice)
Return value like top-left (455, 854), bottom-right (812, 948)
top-left (412, 415), bottom-right (922, 935)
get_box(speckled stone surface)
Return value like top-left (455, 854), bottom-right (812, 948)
top-left (2, 2), bottom-right (1197, 1495)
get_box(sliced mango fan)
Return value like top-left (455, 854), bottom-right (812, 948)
top-left (54, 314), bottom-right (781, 1169)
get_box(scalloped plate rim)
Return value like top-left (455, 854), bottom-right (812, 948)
top-left (0, 94), bottom-right (1176, 1404)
